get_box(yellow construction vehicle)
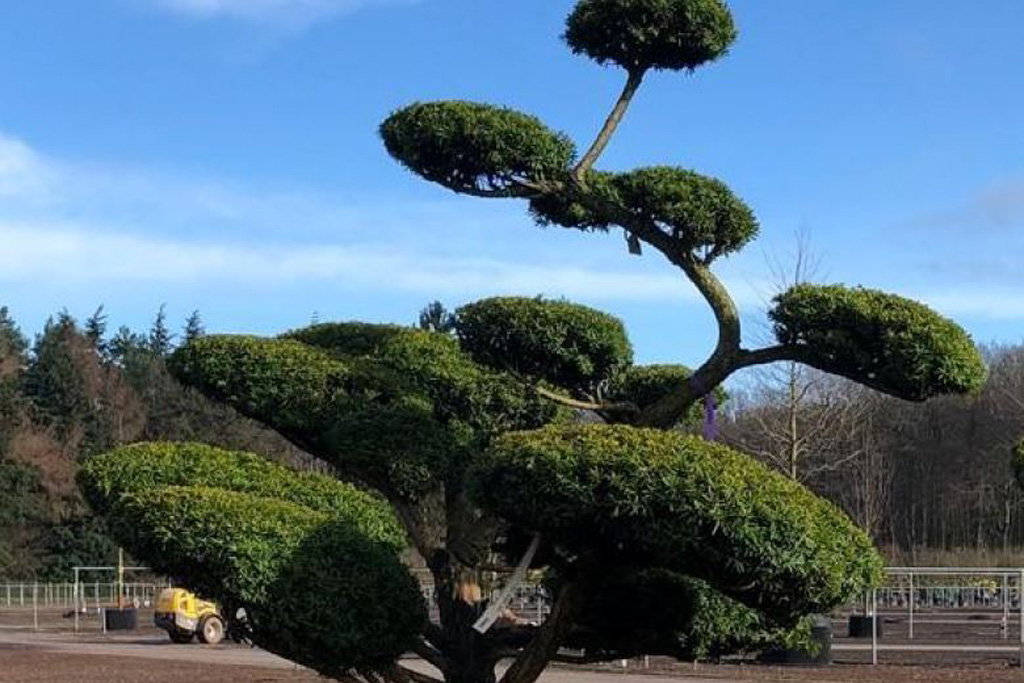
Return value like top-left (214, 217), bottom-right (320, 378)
top-left (154, 588), bottom-right (225, 645)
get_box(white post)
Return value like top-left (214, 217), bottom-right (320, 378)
top-left (32, 581), bottom-right (38, 632)
top-left (73, 569), bottom-right (79, 634)
top-left (1019, 570), bottom-right (1023, 668)
top-left (1005, 573), bottom-right (1010, 641)
top-left (908, 572), bottom-right (914, 640)
top-left (871, 587), bottom-right (878, 666)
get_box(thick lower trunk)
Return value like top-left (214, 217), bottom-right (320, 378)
top-left (431, 558), bottom-right (500, 683)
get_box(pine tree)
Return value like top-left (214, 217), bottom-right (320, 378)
top-left (0, 307), bottom-right (28, 362)
top-left (417, 301), bottom-right (456, 334)
top-left (148, 304), bottom-right (173, 357)
top-left (182, 310), bottom-right (205, 345)
top-left (84, 305), bottom-right (108, 356)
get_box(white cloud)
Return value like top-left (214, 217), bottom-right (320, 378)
top-left (0, 135), bottom-right (52, 199)
top-left (912, 176), bottom-right (1024, 235)
top-left (2, 131), bottom-right (1021, 326)
top-left (0, 132), bottom-right (704, 304)
top-left (0, 220), bottom-right (702, 303)
top-left (147, 0), bottom-right (411, 25)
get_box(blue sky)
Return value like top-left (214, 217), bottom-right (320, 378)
top-left (1, 0), bottom-right (1022, 368)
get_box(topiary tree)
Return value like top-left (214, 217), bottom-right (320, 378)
top-left (80, 3), bottom-right (988, 683)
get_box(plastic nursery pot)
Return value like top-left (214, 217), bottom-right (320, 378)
top-left (104, 608), bottom-right (138, 631)
top-left (848, 614), bottom-right (882, 639)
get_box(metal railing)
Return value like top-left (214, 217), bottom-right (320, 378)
top-left (851, 567), bottom-right (1024, 666)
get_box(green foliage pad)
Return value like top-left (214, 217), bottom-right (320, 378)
top-left (380, 101), bottom-right (575, 195)
top-left (565, 0), bottom-right (737, 72)
top-left (80, 443), bottom-right (424, 677)
top-left (474, 424), bottom-right (882, 623)
top-left (770, 285), bottom-right (987, 401)
top-left (456, 297), bottom-right (634, 395)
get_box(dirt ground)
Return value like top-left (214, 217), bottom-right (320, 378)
top-left (4, 650), bottom-right (1024, 683)
top-left (0, 648), bottom-right (320, 682)
top-left (5, 610), bottom-right (1024, 682)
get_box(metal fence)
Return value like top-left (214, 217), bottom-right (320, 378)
top-left (839, 567), bottom-right (1024, 666)
top-left (0, 581), bottom-right (169, 633)
top-left (1, 582), bottom-right (167, 610)
top-left (6, 566), bottom-right (1024, 668)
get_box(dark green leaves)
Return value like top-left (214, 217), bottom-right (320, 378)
top-left (79, 441), bottom-right (405, 549)
top-left (79, 443), bottom-right (425, 676)
top-left (614, 167), bottom-right (758, 260)
top-left (568, 570), bottom-right (788, 661)
top-left (770, 285), bottom-right (987, 401)
top-left (169, 329), bottom-right (553, 498)
top-left (456, 297), bottom-right (634, 395)
top-left (381, 101), bottom-right (575, 196)
top-left (565, 0), bottom-right (737, 72)
top-left (609, 364), bottom-right (692, 408)
top-left (283, 322), bottom-right (406, 358)
top-left (528, 167), bottom-right (758, 262)
top-left (473, 424), bottom-right (882, 623)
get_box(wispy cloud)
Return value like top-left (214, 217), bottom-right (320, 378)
top-left (912, 177), bottom-right (1024, 234)
top-left (902, 176), bottom-right (1024, 298)
top-left (145, 0), bottom-right (414, 25)
top-left (0, 220), bottom-right (703, 303)
top-left (2, 131), bottom-right (1021, 325)
top-left (0, 132), bottom-right (705, 304)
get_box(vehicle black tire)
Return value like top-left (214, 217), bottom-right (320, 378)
top-left (169, 630), bottom-right (194, 644)
top-left (198, 615), bottom-right (225, 645)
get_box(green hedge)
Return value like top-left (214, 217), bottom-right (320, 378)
top-left (456, 297), bottom-right (633, 394)
top-left (770, 285), bottom-right (987, 401)
top-left (97, 484), bottom-right (424, 675)
top-left (565, 0), bottom-right (737, 72)
top-left (80, 442), bottom-right (405, 550)
top-left (380, 101), bottom-right (575, 195)
top-left (473, 424), bottom-right (882, 623)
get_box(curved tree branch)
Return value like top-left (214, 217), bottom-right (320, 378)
top-left (535, 386), bottom-right (638, 418)
top-left (573, 68), bottom-right (646, 181)
top-left (637, 258), bottom-right (744, 428)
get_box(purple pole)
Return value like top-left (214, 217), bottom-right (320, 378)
top-left (703, 392), bottom-right (718, 441)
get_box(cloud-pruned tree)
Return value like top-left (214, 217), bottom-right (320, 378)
top-left (80, 2), bottom-right (987, 683)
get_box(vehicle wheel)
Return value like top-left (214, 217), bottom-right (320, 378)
top-left (169, 631), bottom-right (194, 644)
top-left (198, 615), bottom-right (225, 645)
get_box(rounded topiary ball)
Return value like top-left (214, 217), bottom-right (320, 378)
top-left (565, 0), bottom-right (737, 72)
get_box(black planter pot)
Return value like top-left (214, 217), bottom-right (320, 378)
top-left (104, 608), bottom-right (138, 631)
top-left (848, 614), bottom-right (882, 639)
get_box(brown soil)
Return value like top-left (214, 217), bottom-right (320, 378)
top-left (0, 646), bottom-right (321, 682)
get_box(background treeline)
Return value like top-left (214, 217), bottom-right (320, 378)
top-left (0, 306), bottom-right (306, 580)
top-left (2, 301), bottom-right (1023, 580)
top-left (723, 344), bottom-right (1024, 563)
